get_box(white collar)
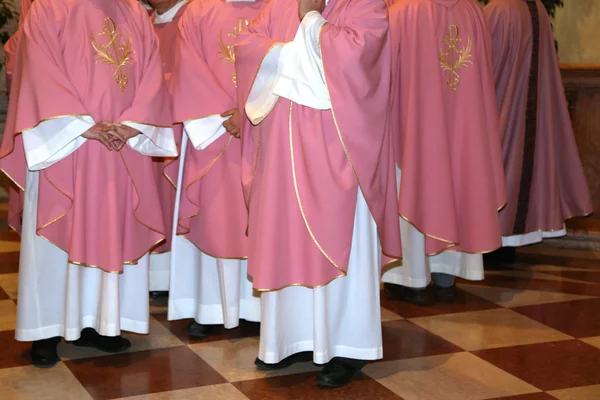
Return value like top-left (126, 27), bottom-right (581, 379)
top-left (154, 0), bottom-right (188, 24)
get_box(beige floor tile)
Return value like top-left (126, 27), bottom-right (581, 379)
top-left (0, 240), bottom-right (20, 253)
top-left (0, 273), bottom-right (18, 299)
top-left (381, 307), bottom-right (403, 322)
top-left (59, 317), bottom-right (185, 360)
top-left (459, 284), bottom-right (596, 308)
top-left (363, 352), bottom-right (540, 400)
top-left (0, 363), bottom-right (92, 400)
top-left (549, 384), bottom-right (600, 399)
top-left (579, 336), bottom-right (600, 350)
top-left (411, 308), bottom-right (571, 351)
top-left (0, 299), bottom-right (17, 331)
top-left (189, 337), bottom-right (320, 382)
top-left (116, 383), bottom-right (249, 400)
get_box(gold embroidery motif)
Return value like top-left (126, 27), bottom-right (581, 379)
top-left (218, 18), bottom-right (249, 86)
top-left (91, 17), bottom-right (135, 92)
top-left (440, 25), bottom-right (473, 91)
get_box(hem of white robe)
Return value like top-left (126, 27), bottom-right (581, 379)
top-left (502, 227), bottom-right (567, 247)
top-left (168, 298), bottom-right (260, 329)
top-left (259, 341), bottom-right (383, 365)
top-left (382, 264), bottom-right (484, 288)
top-left (15, 317), bottom-right (149, 342)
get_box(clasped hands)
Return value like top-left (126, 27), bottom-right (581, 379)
top-left (82, 122), bottom-right (139, 151)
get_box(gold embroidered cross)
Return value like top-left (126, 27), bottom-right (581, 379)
top-left (440, 25), bottom-right (473, 91)
top-left (218, 18), bottom-right (249, 86)
top-left (91, 17), bottom-right (135, 92)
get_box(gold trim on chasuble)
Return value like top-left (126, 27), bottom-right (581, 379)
top-left (91, 17), bottom-right (135, 92)
top-left (440, 25), bottom-right (473, 91)
top-left (218, 18), bottom-right (249, 86)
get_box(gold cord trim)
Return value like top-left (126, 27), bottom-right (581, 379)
top-left (119, 120), bottom-right (173, 129)
top-left (0, 168), bottom-right (25, 191)
top-left (176, 135), bottom-right (234, 233)
top-left (20, 114), bottom-right (90, 133)
top-left (317, 24), bottom-right (402, 261)
top-left (253, 272), bottom-right (347, 292)
top-left (289, 103), bottom-right (346, 274)
top-left (175, 233), bottom-right (248, 260)
top-left (174, 113), bottom-right (223, 125)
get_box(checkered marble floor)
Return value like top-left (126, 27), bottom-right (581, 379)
top-left (1, 202), bottom-right (600, 400)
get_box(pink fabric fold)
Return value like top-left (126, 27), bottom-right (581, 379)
top-left (484, 0), bottom-right (592, 235)
top-left (2, 0), bottom-right (33, 234)
top-left (0, 0), bottom-right (173, 272)
top-left (169, 0), bottom-right (265, 258)
top-left (235, 0), bottom-right (401, 290)
top-left (389, 0), bottom-right (506, 255)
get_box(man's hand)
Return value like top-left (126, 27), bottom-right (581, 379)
top-left (109, 124), bottom-right (140, 151)
top-left (222, 108), bottom-right (240, 139)
top-left (82, 123), bottom-right (117, 151)
top-left (298, 0), bottom-right (325, 20)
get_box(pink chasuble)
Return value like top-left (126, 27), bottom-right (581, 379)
top-left (235, 0), bottom-right (402, 290)
top-left (0, 0), bottom-right (175, 273)
top-left (149, 2), bottom-right (189, 254)
top-left (388, 0), bottom-right (506, 255)
top-left (2, 0), bottom-right (33, 235)
top-left (169, 0), bottom-right (266, 259)
top-left (484, 0), bottom-right (592, 237)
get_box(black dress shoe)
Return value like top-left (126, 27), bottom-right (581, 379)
top-left (316, 357), bottom-right (366, 389)
top-left (73, 328), bottom-right (131, 353)
top-left (384, 283), bottom-right (432, 306)
top-left (435, 284), bottom-right (457, 300)
top-left (31, 337), bottom-right (61, 368)
top-left (254, 351), bottom-right (313, 371)
top-left (187, 321), bottom-right (213, 339)
top-left (150, 291), bottom-right (169, 299)
top-left (483, 247), bottom-right (516, 266)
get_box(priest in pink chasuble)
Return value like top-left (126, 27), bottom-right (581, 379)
top-left (0, 0), bottom-right (177, 367)
top-left (483, 0), bottom-right (591, 256)
top-left (382, 0), bottom-right (506, 304)
top-left (145, 0), bottom-right (189, 296)
top-left (168, 0), bottom-right (266, 340)
top-left (234, 0), bottom-right (402, 388)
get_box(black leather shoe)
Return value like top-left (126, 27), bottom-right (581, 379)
top-left (384, 283), bottom-right (431, 306)
top-left (150, 291), bottom-right (169, 299)
top-left (484, 247), bottom-right (516, 266)
top-left (73, 328), bottom-right (131, 353)
top-left (254, 351), bottom-right (313, 371)
top-left (316, 358), bottom-right (365, 389)
top-left (435, 284), bottom-right (457, 300)
top-left (31, 337), bottom-right (61, 368)
top-left (187, 321), bottom-right (213, 339)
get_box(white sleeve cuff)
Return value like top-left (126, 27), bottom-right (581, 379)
top-left (273, 11), bottom-right (330, 110)
top-left (183, 115), bottom-right (229, 150)
top-left (122, 122), bottom-right (178, 157)
top-left (245, 44), bottom-right (287, 125)
top-left (23, 115), bottom-right (93, 171)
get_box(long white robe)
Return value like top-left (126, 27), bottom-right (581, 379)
top-left (17, 117), bottom-right (176, 342)
top-left (247, 10), bottom-right (383, 364)
top-left (165, 0), bottom-right (260, 329)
